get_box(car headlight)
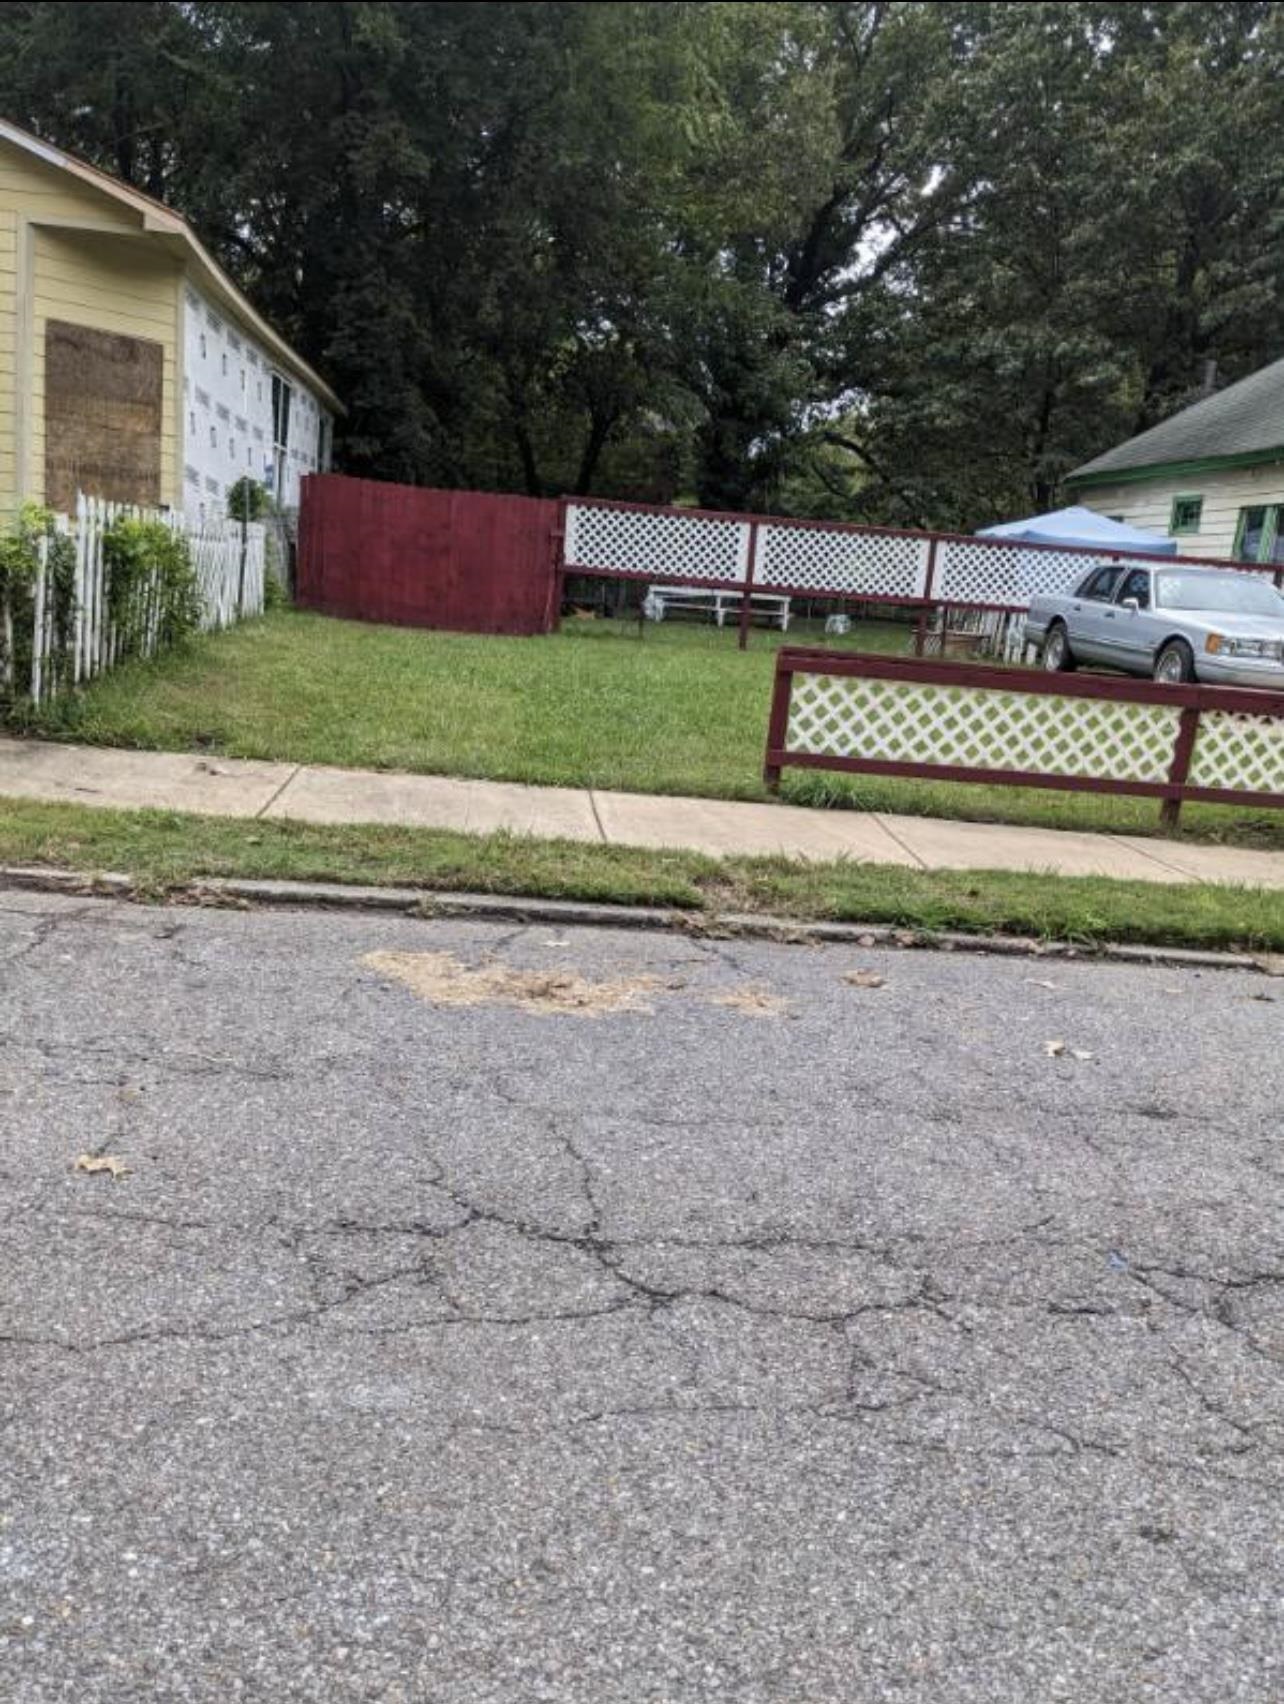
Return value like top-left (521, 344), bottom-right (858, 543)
top-left (1204, 634), bottom-right (1284, 660)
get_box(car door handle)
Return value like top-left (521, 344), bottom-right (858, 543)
top-left (1103, 610), bottom-right (1116, 619)
top-left (1071, 602), bottom-right (1082, 611)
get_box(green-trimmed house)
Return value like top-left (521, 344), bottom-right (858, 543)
top-left (1066, 358), bottom-right (1284, 565)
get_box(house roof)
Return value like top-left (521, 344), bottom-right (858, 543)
top-left (1067, 356), bottom-right (1284, 487)
top-left (0, 117), bottom-right (342, 414)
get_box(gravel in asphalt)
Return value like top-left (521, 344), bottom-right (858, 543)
top-left (1, 893), bottom-right (1282, 1701)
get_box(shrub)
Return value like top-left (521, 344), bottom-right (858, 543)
top-left (225, 476), bottom-right (273, 522)
top-left (102, 518), bottom-right (202, 655)
top-left (0, 503), bottom-right (75, 705)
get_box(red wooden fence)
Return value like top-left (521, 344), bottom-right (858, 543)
top-left (297, 475), bottom-right (558, 635)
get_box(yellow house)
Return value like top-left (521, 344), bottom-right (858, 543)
top-left (0, 116), bottom-right (339, 521)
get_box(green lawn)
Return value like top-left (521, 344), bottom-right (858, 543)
top-left (25, 606), bottom-right (1284, 850)
top-left (3, 798), bottom-right (1283, 953)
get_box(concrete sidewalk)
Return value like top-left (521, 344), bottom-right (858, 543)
top-left (2, 734), bottom-right (1283, 889)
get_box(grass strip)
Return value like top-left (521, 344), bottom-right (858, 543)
top-left (1, 798), bottom-right (1281, 953)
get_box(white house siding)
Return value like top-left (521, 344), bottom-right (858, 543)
top-left (180, 282), bottom-right (332, 521)
top-left (1075, 462), bottom-right (1284, 560)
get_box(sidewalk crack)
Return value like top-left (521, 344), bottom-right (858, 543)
top-left (256, 765), bottom-right (303, 820)
top-left (1107, 835), bottom-right (1201, 883)
top-left (869, 813), bottom-right (928, 869)
top-left (586, 788), bottom-right (608, 843)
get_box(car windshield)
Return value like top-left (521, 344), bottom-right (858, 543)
top-left (1154, 570), bottom-right (1284, 616)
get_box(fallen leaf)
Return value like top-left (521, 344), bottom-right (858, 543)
top-left (1253, 954), bottom-right (1284, 978)
top-left (844, 970), bottom-right (885, 989)
top-left (1046, 1040), bottom-right (1093, 1061)
top-left (1243, 991), bottom-right (1276, 1003)
top-left (1025, 978), bottom-right (1058, 991)
top-left (707, 986), bottom-right (792, 1018)
top-left (74, 1154), bottom-right (128, 1179)
top-left (857, 934), bottom-right (877, 948)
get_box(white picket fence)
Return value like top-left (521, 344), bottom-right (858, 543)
top-left (19, 494), bottom-right (265, 706)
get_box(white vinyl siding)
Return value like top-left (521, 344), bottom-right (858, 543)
top-left (1076, 462), bottom-right (1284, 559)
top-left (180, 281), bottom-right (333, 521)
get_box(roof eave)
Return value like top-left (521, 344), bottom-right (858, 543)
top-left (0, 117), bottom-right (343, 415)
top-left (1066, 445), bottom-right (1284, 488)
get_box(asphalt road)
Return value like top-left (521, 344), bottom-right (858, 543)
top-left (1, 892), bottom-right (1282, 1703)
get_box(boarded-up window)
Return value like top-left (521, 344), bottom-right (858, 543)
top-left (44, 320), bottom-right (163, 512)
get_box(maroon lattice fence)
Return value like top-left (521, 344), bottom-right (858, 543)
top-left (763, 648), bottom-right (1284, 828)
top-left (558, 496), bottom-right (1280, 652)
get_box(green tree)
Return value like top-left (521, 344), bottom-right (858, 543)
top-left (2, 1), bottom-right (1284, 526)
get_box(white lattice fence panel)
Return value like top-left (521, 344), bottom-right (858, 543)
top-left (935, 540), bottom-right (1094, 608)
top-left (565, 503), bottom-right (749, 584)
top-left (758, 525), bottom-right (929, 599)
top-left (786, 675), bottom-right (1182, 783)
top-left (1188, 710), bottom-right (1284, 796)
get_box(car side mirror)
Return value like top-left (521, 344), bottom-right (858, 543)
top-left (1121, 598), bottom-right (1140, 614)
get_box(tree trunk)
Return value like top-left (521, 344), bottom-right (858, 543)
top-left (512, 418), bottom-right (542, 498)
top-left (574, 410), bottom-right (616, 496)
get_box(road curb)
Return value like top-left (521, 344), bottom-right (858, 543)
top-left (1, 863), bottom-right (1273, 975)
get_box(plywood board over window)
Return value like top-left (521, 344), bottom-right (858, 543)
top-left (44, 319), bottom-right (163, 512)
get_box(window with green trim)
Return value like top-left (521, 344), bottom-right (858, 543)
top-left (1234, 505), bottom-right (1284, 564)
top-left (1169, 494), bottom-right (1203, 534)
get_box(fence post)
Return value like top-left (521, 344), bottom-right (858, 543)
top-left (738, 521), bottom-right (760, 652)
top-left (915, 538), bottom-right (939, 657)
top-left (30, 534), bottom-right (48, 705)
top-left (235, 480), bottom-right (254, 618)
top-left (763, 654), bottom-right (794, 790)
top-left (549, 500), bottom-right (568, 633)
top-left (1160, 704), bottom-right (1201, 832)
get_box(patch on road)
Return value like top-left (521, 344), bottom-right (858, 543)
top-left (363, 949), bottom-right (665, 1017)
top-left (363, 948), bottom-right (794, 1021)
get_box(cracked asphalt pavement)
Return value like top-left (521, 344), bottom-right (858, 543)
top-left (2, 892), bottom-right (1283, 1701)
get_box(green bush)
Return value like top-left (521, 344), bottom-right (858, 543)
top-left (0, 503), bottom-right (75, 706)
top-left (101, 518), bottom-right (202, 655)
top-left (225, 476), bottom-right (273, 522)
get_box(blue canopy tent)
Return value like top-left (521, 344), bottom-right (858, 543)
top-left (976, 505), bottom-right (1178, 555)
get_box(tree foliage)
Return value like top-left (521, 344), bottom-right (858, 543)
top-left (1, 1), bottom-right (1282, 524)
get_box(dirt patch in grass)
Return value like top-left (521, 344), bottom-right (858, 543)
top-left (363, 949), bottom-right (667, 1017)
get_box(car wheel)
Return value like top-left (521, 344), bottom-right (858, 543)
top-left (1042, 623), bottom-right (1075, 672)
top-left (1154, 640), bottom-right (1195, 685)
